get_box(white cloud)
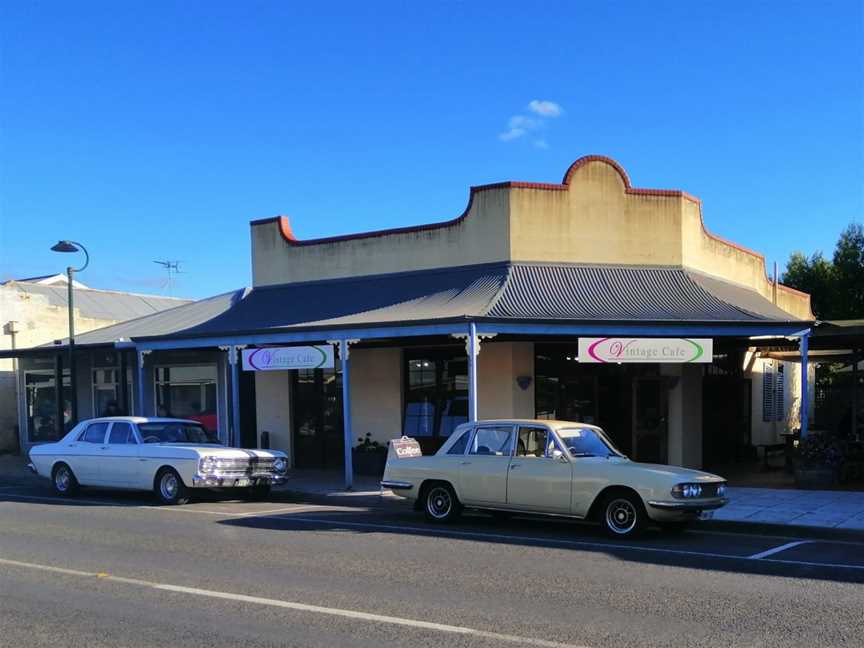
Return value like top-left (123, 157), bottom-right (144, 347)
top-left (498, 99), bottom-right (563, 146)
top-left (499, 127), bottom-right (526, 141)
top-left (528, 100), bottom-right (563, 117)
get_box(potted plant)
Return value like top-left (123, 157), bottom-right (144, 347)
top-left (794, 434), bottom-right (844, 489)
top-left (352, 433), bottom-right (387, 476)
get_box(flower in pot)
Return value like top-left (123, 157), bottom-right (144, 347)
top-left (794, 434), bottom-right (844, 489)
top-left (352, 433), bottom-right (387, 476)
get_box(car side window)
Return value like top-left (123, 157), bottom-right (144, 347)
top-left (468, 426), bottom-right (514, 456)
top-left (516, 427), bottom-right (549, 457)
top-left (108, 422), bottom-right (136, 445)
top-left (447, 429), bottom-right (471, 455)
top-left (81, 422), bottom-right (109, 444)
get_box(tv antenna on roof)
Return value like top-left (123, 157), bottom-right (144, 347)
top-left (153, 260), bottom-right (183, 296)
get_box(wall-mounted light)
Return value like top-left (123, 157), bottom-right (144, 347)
top-left (516, 375), bottom-right (532, 391)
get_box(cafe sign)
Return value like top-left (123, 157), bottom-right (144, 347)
top-left (242, 345), bottom-right (335, 371)
top-left (578, 338), bottom-right (712, 364)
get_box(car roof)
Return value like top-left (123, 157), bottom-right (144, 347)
top-left (467, 419), bottom-right (603, 431)
top-left (81, 416), bottom-right (201, 424)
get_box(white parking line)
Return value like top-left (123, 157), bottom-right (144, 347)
top-left (748, 540), bottom-right (812, 560)
top-left (0, 557), bottom-right (591, 648)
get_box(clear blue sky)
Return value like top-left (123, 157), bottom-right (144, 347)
top-left (1, 1), bottom-right (862, 299)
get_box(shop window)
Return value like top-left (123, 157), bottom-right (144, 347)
top-left (25, 370), bottom-right (71, 443)
top-left (155, 365), bottom-right (218, 435)
top-left (92, 367), bottom-right (134, 417)
top-left (403, 350), bottom-right (468, 445)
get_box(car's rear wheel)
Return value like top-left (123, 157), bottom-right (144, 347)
top-left (51, 463), bottom-right (79, 497)
top-left (423, 482), bottom-right (461, 523)
top-left (154, 468), bottom-right (190, 505)
top-left (600, 492), bottom-right (646, 538)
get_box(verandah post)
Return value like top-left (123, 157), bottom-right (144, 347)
top-left (340, 339), bottom-right (354, 490)
top-left (468, 321), bottom-right (478, 423)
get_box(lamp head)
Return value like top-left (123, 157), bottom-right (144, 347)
top-left (51, 240), bottom-right (79, 253)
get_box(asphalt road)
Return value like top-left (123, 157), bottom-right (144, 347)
top-left (1, 484), bottom-right (863, 648)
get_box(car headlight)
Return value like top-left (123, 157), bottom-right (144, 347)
top-left (716, 483), bottom-right (727, 497)
top-left (672, 483), bottom-right (703, 498)
top-left (199, 456), bottom-right (218, 474)
top-left (273, 457), bottom-right (287, 474)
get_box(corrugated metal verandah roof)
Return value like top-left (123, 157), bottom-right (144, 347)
top-left (135, 262), bottom-right (802, 342)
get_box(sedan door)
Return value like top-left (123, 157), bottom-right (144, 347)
top-left (506, 426), bottom-right (572, 514)
top-left (100, 422), bottom-right (140, 487)
top-left (457, 425), bottom-right (514, 506)
top-left (67, 421), bottom-right (110, 484)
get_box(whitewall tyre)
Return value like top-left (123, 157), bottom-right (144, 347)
top-left (51, 463), bottom-right (79, 497)
top-left (423, 483), bottom-right (462, 523)
top-left (154, 468), bottom-right (191, 505)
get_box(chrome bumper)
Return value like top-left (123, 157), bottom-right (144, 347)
top-left (192, 473), bottom-right (287, 488)
top-left (647, 497), bottom-right (729, 511)
top-left (380, 480), bottom-right (414, 491)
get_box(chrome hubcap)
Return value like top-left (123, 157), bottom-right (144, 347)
top-left (427, 487), bottom-right (452, 519)
top-left (55, 467), bottom-right (70, 492)
top-left (160, 473), bottom-right (178, 500)
top-left (605, 498), bottom-right (637, 534)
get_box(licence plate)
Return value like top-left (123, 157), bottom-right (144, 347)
top-left (234, 479), bottom-right (251, 487)
top-left (699, 511), bottom-right (714, 520)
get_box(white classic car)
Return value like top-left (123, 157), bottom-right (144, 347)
top-left (28, 417), bottom-right (288, 505)
top-left (382, 419), bottom-right (728, 538)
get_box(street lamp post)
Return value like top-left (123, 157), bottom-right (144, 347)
top-left (50, 240), bottom-right (89, 428)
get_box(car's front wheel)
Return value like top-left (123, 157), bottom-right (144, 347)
top-left (423, 482), bottom-right (461, 523)
top-left (243, 483), bottom-right (272, 501)
top-left (600, 491), bottom-right (646, 538)
top-left (51, 463), bottom-right (79, 497)
top-left (154, 468), bottom-right (190, 505)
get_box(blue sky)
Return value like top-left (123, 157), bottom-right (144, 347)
top-left (1, 1), bottom-right (862, 299)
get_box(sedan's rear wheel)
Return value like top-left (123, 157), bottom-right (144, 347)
top-left (600, 492), bottom-right (646, 538)
top-left (423, 483), bottom-right (461, 523)
top-left (51, 463), bottom-right (79, 497)
top-left (155, 468), bottom-right (190, 505)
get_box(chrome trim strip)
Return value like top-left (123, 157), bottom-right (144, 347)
top-left (380, 480), bottom-right (414, 490)
top-left (647, 498), bottom-right (729, 511)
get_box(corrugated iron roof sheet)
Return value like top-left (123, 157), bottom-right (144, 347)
top-left (7, 282), bottom-right (190, 321)
top-left (41, 289), bottom-right (247, 347)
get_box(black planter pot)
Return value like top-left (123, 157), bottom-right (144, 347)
top-left (794, 466), bottom-right (838, 489)
top-left (352, 449), bottom-right (387, 476)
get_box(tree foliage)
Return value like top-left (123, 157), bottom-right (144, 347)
top-left (782, 223), bottom-right (864, 320)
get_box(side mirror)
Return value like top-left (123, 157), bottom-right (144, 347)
top-left (552, 449), bottom-right (567, 463)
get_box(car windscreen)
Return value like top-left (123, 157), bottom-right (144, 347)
top-left (556, 427), bottom-right (622, 458)
top-left (138, 422), bottom-right (217, 444)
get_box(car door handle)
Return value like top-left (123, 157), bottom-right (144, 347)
top-left (510, 464), bottom-right (521, 469)
top-left (460, 461), bottom-right (471, 466)
top-left (100, 446), bottom-right (108, 450)
top-left (138, 458), bottom-right (148, 462)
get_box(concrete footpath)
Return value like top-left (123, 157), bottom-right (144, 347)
top-left (4, 455), bottom-right (862, 535)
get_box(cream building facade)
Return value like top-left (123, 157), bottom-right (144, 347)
top-left (2, 157), bottom-right (815, 482)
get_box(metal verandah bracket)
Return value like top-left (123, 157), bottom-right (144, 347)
top-left (327, 339), bottom-right (360, 360)
top-left (137, 349), bottom-right (152, 365)
top-left (218, 344), bottom-right (247, 365)
top-left (451, 332), bottom-right (497, 356)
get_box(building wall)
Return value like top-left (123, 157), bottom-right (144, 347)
top-left (350, 347), bottom-right (403, 446)
top-left (251, 189), bottom-right (511, 285)
top-left (663, 364), bottom-right (703, 469)
top-left (0, 285), bottom-right (117, 452)
top-left (254, 371), bottom-right (293, 457)
top-left (477, 341), bottom-right (534, 420)
top-left (249, 156), bottom-right (812, 319)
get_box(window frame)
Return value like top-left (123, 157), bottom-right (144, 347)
top-left (107, 421), bottom-right (138, 445)
top-left (79, 422), bottom-right (110, 444)
top-left (515, 425), bottom-right (559, 459)
top-left (467, 424), bottom-right (516, 457)
top-left (446, 427), bottom-right (473, 456)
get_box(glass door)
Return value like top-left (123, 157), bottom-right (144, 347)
top-left (632, 378), bottom-right (668, 464)
top-left (292, 369), bottom-right (344, 470)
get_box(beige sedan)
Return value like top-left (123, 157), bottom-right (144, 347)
top-left (382, 419), bottom-right (728, 538)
